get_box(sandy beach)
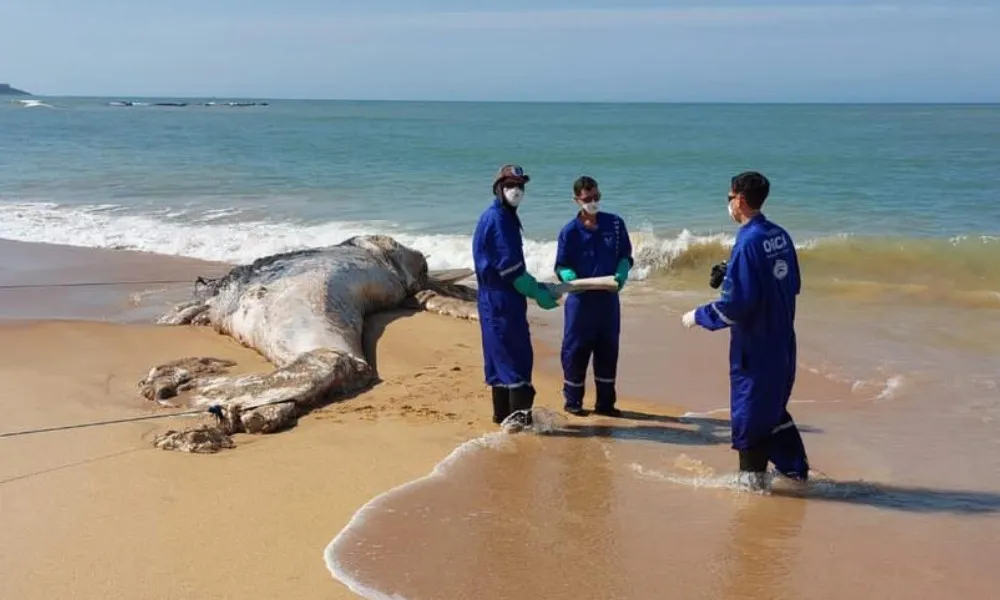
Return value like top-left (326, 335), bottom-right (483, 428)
top-left (0, 239), bottom-right (526, 599)
top-left (0, 316), bottom-right (504, 600)
top-left (2, 239), bottom-right (999, 600)
top-left (0, 239), bottom-right (679, 599)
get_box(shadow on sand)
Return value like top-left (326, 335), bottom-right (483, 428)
top-left (361, 307), bottom-right (422, 380)
top-left (545, 408), bottom-right (823, 447)
top-left (544, 410), bottom-right (999, 516)
top-left (615, 408), bottom-right (823, 434)
top-left (546, 421), bottom-right (730, 446)
top-left (772, 478), bottom-right (1000, 516)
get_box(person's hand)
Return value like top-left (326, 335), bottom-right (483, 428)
top-left (535, 285), bottom-right (559, 310)
top-left (557, 268), bottom-right (577, 283)
top-left (614, 259), bottom-right (630, 291)
top-left (681, 309), bottom-right (697, 328)
top-left (709, 261), bottom-right (728, 289)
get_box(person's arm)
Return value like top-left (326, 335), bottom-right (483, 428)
top-left (614, 216), bottom-right (633, 288)
top-left (692, 242), bottom-right (759, 331)
top-left (554, 226), bottom-right (577, 282)
top-left (488, 214), bottom-right (554, 306)
top-left (487, 214), bottom-right (528, 284)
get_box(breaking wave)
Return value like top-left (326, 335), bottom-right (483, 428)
top-left (0, 202), bottom-right (996, 298)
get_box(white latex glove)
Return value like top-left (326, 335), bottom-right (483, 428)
top-left (681, 309), bottom-right (697, 329)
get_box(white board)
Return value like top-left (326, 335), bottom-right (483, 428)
top-left (546, 275), bottom-right (619, 299)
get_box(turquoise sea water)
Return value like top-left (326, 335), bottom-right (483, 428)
top-left (2, 98), bottom-right (998, 271)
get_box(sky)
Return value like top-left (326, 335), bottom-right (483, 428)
top-left (1, 1), bottom-right (998, 102)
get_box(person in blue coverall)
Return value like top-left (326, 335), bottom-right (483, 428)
top-left (553, 176), bottom-right (633, 417)
top-left (681, 171), bottom-right (810, 487)
top-left (472, 164), bottom-right (559, 429)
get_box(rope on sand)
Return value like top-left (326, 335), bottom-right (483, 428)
top-left (0, 276), bottom-right (227, 438)
top-left (0, 277), bottom-right (223, 438)
top-left (0, 405), bottom-right (224, 439)
top-left (0, 279), bottom-right (192, 290)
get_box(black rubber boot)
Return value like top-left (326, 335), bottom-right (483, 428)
top-left (594, 386), bottom-right (622, 418)
top-left (506, 384), bottom-right (536, 429)
top-left (491, 386), bottom-right (511, 424)
top-left (738, 443), bottom-right (772, 491)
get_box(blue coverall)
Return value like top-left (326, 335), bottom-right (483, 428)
top-left (472, 197), bottom-right (534, 389)
top-left (554, 211), bottom-right (634, 412)
top-left (693, 214), bottom-right (809, 480)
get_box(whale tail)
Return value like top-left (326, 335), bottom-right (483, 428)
top-left (140, 348), bottom-right (374, 451)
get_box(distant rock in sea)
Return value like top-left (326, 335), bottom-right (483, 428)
top-left (0, 83), bottom-right (31, 96)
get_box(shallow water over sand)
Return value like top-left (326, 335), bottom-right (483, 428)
top-left (329, 421), bottom-right (1000, 600)
top-left (329, 286), bottom-right (1000, 599)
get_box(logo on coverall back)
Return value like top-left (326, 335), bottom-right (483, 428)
top-left (762, 233), bottom-right (790, 280)
top-left (773, 259), bottom-right (789, 280)
top-left (762, 234), bottom-right (789, 255)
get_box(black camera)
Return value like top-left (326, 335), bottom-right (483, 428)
top-left (709, 261), bottom-right (727, 289)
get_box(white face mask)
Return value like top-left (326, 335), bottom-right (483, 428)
top-left (580, 201), bottom-right (600, 215)
top-left (503, 187), bottom-right (524, 206)
top-left (728, 198), bottom-right (741, 224)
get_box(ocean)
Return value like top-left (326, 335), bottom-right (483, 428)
top-left (3, 99), bottom-right (998, 268)
top-left (3, 97), bottom-right (999, 599)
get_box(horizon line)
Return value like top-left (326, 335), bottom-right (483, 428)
top-left (19, 94), bottom-right (1000, 106)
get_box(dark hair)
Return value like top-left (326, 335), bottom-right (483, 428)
top-left (731, 171), bottom-right (770, 210)
top-left (573, 175), bottom-right (599, 197)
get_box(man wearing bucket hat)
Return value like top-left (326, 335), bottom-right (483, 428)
top-left (472, 164), bottom-right (559, 429)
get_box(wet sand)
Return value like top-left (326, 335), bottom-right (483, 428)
top-left (329, 269), bottom-right (1000, 598)
top-left (0, 238), bottom-right (234, 322)
top-left (332, 432), bottom-right (1000, 600)
top-left (2, 239), bottom-right (999, 599)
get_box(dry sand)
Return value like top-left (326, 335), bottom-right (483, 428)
top-left (0, 311), bottom-right (542, 599)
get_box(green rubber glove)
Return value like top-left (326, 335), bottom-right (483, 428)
top-left (512, 272), bottom-right (541, 299)
top-left (556, 267), bottom-right (578, 282)
top-left (535, 284), bottom-right (559, 310)
top-left (614, 258), bottom-right (631, 290)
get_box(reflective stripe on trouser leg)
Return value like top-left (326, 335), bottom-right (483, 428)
top-left (592, 328), bottom-right (620, 411)
top-left (769, 410), bottom-right (809, 480)
top-left (562, 378), bottom-right (585, 409)
top-left (563, 354), bottom-right (590, 407)
top-left (479, 296), bottom-right (534, 387)
top-left (561, 341), bottom-right (591, 409)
